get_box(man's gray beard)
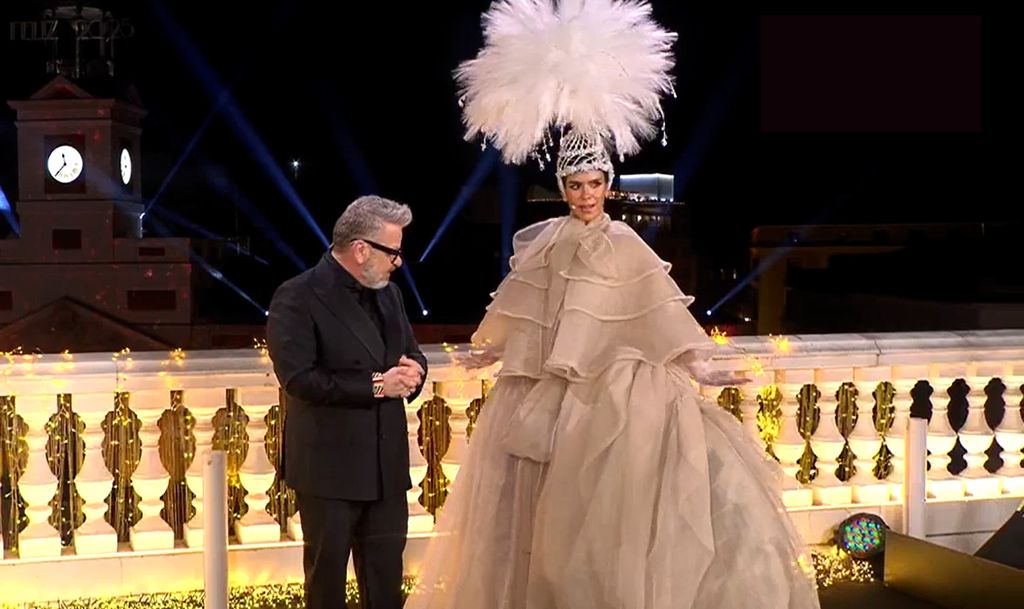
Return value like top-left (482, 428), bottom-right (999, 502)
top-left (361, 262), bottom-right (389, 289)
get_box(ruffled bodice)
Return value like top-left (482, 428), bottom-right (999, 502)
top-left (472, 214), bottom-right (715, 382)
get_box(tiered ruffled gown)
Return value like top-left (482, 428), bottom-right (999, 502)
top-left (406, 214), bottom-right (820, 609)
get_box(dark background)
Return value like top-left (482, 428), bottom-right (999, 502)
top-left (0, 2), bottom-right (1008, 330)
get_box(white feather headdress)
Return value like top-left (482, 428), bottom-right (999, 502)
top-left (455, 0), bottom-right (677, 166)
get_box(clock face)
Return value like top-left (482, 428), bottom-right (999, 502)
top-left (46, 145), bottom-right (84, 183)
top-left (120, 148), bottom-right (132, 185)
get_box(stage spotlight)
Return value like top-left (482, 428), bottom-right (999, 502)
top-left (836, 513), bottom-right (887, 559)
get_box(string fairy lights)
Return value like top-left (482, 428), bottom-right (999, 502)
top-left (0, 577), bottom-right (424, 609)
top-left (710, 326), bottom-right (730, 346)
top-left (0, 548), bottom-right (876, 609)
top-left (809, 544), bottom-right (877, 589)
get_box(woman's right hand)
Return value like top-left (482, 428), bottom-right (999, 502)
top-left (453, 349), bottom-right (500, 370)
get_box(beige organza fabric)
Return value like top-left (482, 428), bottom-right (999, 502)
top-left (472, 214), bottom-right (714, 382)
top-left (407, 215), bottom-right (820, 609)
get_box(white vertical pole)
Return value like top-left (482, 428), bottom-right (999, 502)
top-left (204, 450), bottom-right (228, 609)
top-left (903, 416), bottom-right (928, 538)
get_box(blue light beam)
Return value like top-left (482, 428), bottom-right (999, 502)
top-left (705, 239), bottom-right (795, 317)
top-left (322, 102), bottom-right (378, 196)
top-left (145, 87), bottom-right (230, 215)
top-left (0, 185), bottom-right (20, 235)
top-left (151, 206), bottom-right (224, 240)
top-left (673, 29), bottom-right (756, 199)
top-left (146, 214), bottom-right (268, 317)
top-left (498, 163), bottom-right (518, 276)
top-left (204, 166), bottom-right (307, 270)
top-left (147, 0), bottom-right (327, 247)
top-left (399, 266), bottom-right (429, 318)
top-left (706, 183), bottom-right (865, 317)
top-left (419, 146), bottom-right (500, 263)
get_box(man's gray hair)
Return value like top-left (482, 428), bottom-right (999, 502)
top-left (332, 195), bottom-right (412, 249)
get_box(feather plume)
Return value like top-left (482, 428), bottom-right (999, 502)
top-left (456, 0), bottom-right (677, 164)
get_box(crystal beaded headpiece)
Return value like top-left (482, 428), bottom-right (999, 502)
top-left (555, 128), bottom-right (615, 197)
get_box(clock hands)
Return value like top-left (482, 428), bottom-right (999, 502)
top-left (46, 146), bottom-right (83, 183)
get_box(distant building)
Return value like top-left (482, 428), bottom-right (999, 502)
top-left (750, 222), bottom-right (1023, 334)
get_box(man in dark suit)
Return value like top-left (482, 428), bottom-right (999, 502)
top-left (266, 195), bottom-right (428, 609)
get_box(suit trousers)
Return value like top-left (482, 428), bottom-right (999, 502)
top-left (296, 490), bottom-right (409, 609)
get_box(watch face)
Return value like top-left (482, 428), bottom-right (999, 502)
top-left (47, 145), bottom-right (84, 183)
top-left (120, 148), bottom-right (132, 185)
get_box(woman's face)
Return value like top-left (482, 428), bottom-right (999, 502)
top-left (564, 170), bottom-right (608, 224)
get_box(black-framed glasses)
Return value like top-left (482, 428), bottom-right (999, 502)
top-left (354, 238), bottom-right (403, 265)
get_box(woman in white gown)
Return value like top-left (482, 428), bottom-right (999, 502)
top-left (407, 2), bottom-right (821, 607)
top-left (406, 127), bottom-right (820, 609)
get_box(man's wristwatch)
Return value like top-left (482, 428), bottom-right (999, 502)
top-left (372, 371), bottom-right (384, 397)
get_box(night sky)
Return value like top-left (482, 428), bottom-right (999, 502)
top-left (0, 2), bottom-right (1004, 327)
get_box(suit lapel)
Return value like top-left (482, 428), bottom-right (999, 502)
top-left (379, 285), bottom-right (404, 365)
top-left (309, 256), bottom-right (386, 366)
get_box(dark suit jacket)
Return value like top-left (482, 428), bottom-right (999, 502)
top-left (266, 253), bottom-right (427, 501)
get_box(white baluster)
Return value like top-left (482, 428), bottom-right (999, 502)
top-left (440, 379), bottom-right (478, 484)
top-left (739, 387), bottom-right (765, 450)
top-left (73, 393), bottom-right (118, 555)
top-left (466, 378), bottom-right (495, 441)
top-left (774, 369), bottom-right (813, 508)
top-left (407, 382), bottom-right (434, 534)
top-left (235, 387), bottom-right (282, 544)
top-left (280, 396), bottom-right (304, 542)
top-left (960, 366), bottom-right (1000, 498)
top-left (812, 369), bottom-right (854, 506)
top-left (184, 388), bottom-right (226, 548)
top-left (706, 385), bottom-right (741, 425)
top-left (995, 370), bottom-right (1024, 495)
top-left (16, 395), bottom-right (62, 558)
top-left (850, 368), bottom-right (892, 504)
top-left (925, 369), bottom-right (965, 500)
top-left (129, 391), bottom-right (174, 551)
top-left (288, 512), bottom-right (304, 542)
top-left (886, 369), bottom-right (925, 502)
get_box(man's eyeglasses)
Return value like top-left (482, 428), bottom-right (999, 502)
top-left (354, 238), bottom-right (403, 265)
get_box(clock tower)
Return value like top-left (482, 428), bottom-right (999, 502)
top-left (0, 73), bottom-right (195, 351)
top-left (0, 3), bottom-right (275, 352)
top-left (10, 75), bottom-right (145, 249)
